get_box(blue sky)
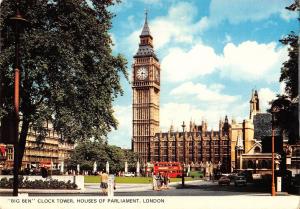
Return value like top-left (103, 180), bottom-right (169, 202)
top-left (107, 0), bottom-right (298, 148)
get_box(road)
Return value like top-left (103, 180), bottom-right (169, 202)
top-left (1, 180), bottom-right (293, 196)
top-left (81, 180), bottom-right (275, 196)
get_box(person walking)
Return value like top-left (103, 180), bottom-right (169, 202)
top-left (152, 173), bottom-right (158, 191)
top-left (157, 172), bottom-right (162, 190)
top-left (100, 170), bottom-right (108, 195)
top-left (164, 172), bottom-right (170, 189)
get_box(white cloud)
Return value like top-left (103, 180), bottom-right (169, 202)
top-left (161, 44), bottom-right (221, 82)
top-left (170, 81), bottom-right (239, 104)
top-left (140, 0), bottom-right (161, 3)
top-left (160, 101), bottom-right (247, 132)
top-left (220, 41), bottom-right (287, 82)
top-left (160, 103), bottom-right (204, 131)
top-left (108, 105), bottom-right (132, 148)
top-left (258, 88), bottom-right (276, 112)
top-left (280, 8), bottom-right (299, 21)
top-left (209, 0), bottom-right (294, 24)
top-left (124, 2), bottom-right (208, 55)
top-left (258, 88), bottom-right (277, 112)
top-left (161, 40), bottom-right (287, 83)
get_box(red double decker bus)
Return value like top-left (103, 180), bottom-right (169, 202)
top-left (153, 162), bottom-right (183, 178)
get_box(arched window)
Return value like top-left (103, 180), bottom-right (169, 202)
top-left (254, 146), bottom-right (261, 153)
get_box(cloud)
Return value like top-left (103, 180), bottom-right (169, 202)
top-left (108, 105), bottom-right (132, 148)
top-left (161, 44), bottom-right (221, 82)
top-left (220, 41), bottom-right (287, 82)
top-left (124, 2), bottom-right (208, 55)
top-left (209, 0), bottom-right (295, 24)
top-left (161, 40), bottom-right (287, 83)
top-left (160, 101), bottom-right (248, 132)
top-left (258, 88), bottom-right (276, 112)
top-left (139, 0), bottom-right (161, 4)
top-left (280, 8), bottom-right (299, 21)
top-left (170, 81), bottom-right (239, 104)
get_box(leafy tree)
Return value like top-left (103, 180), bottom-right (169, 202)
top-left (270, 1), bottom-right (299, 144)
top-left (0, 0), bottom-right (127, 195)
top-left (67, 141), bottom-right (137, 174)
top-left (123, 149), bottom-right (139, 172)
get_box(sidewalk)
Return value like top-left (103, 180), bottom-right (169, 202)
top-left (0, 180), bottom-right (201, 195)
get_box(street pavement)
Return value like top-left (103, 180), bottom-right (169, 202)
top-left (0, 180), bottom-right (296, 196)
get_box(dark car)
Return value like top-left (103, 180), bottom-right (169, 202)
top-left (234, 176), bottom-right (247, 186)
top-left (218, 176), bottom-right (230, 185)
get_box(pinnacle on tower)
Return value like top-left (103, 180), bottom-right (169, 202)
top-left (140, 9), bottom-right (151, 37)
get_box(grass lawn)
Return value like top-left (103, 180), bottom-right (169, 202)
top-left (84, 175), bottom-right (194, 184)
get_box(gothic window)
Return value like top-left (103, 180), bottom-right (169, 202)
top-left (247, 160), bottom-right (254, 169)
top-left (254, 146), bottom-right (261, 153)
top-left (261, 160), bottom-right (268, 169)
top-left (7, 147), bottom-right (13, 160)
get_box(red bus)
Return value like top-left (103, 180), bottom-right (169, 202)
top-left (153, 162), bottom-right (183, 178)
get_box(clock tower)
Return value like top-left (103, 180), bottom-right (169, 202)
top-left (132, 12), bottom-right (160, 163)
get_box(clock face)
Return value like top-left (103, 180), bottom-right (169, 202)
top-left (136, 67), bottom-right (148, 80)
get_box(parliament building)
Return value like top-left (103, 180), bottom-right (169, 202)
top-left (131, 14), bottom-right (261, 173)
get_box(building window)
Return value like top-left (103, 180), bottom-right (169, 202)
top-left (7, 147), bottom-right (13, 160)
top-left (247, 160), bottom-right (254, 169)
top-left (254, 146), bottom-right (261, 153)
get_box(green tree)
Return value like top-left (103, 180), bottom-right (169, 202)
top-left (270, 1), bottom-right (299, 144)
top-left (0, 0), bottom-right (127, 195)
top-left (67, 141), bottom-right (137, 174)
top-left (67, 140), bottom-right (109, 172)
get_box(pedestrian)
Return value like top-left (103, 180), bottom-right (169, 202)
top-left (152, 173), bottom-right (158, 190)
top-left (100, 170), bottom-right (108, 195)
top-left (164, 172), bottom-right (170, 189)
top-left (156, 172), bottom-right (162, 190)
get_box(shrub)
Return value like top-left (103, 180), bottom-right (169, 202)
top-left (0, 177), bottom-right (77, 189)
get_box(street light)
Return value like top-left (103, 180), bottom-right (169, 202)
top-left (271, 105), bottom-right (282, 196)
top-left (181, 121), bottom-right (186, 187)
top-left (8, 1), bottom-right (29, 196)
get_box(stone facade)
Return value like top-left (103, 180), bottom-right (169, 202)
top-left (150, 120), bottom-right (231, 172)
top-left (0, 121), bottom-right (74, 171)
top-left (131, 14), bottom-right (258, 172)
top-left (132, 13), bottom-right (160, 162)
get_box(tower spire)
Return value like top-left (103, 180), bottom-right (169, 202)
top-left (145, 9), bottom-right (148, 23)
top-left (141, 10), bottom-right (151, 37)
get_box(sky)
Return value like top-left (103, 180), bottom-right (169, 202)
top-left (106, 0), bottom-right (298, 148)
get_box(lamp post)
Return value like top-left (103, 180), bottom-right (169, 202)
top-left (271, 105), bottom-right (281, 196)
top-left (9, 1), bottom-right (29, 196)
top-left (181, 121), bottom-right (186, 187)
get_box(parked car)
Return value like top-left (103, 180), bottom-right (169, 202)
top-left (124, 172), bottom-right (135, 177)
top-left (234, 176), bottom-right (247, 186)
top-left (218, 176), bottom-right (230, 185)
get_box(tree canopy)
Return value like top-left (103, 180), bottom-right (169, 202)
top-left (67, 140), bottom-right (138, 174)
top-left (0, 0), bottom-right (127, 195)
top-left (270, 0), bottom-right (299, 144)
top-left (0, 0), bottom-right (127, 143)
